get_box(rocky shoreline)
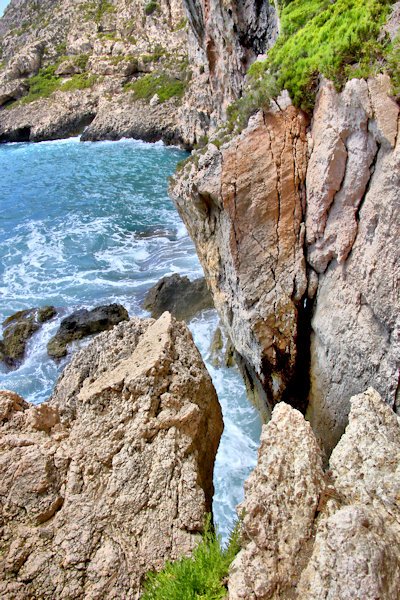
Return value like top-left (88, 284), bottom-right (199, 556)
top-left (0, 313), bottom-right (223, 598)
top-left (1, 0), bottom-right (399, 598)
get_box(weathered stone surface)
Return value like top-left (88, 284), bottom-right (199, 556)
top-left (298, 388), bottom-right (400, 599)
top-left (1, 306), bottom-right (56, 366)
top-left (228, 402), bottom-right (325, 599)
top-left (183, 0), bottom-right (278, 119)
top-left (171, 107), bottom-right (309, 415)
top-left (0, 312), bottom-right (223, 599)
top-left (0, 0), bottom-right (192, 145)
top-left (0, 78), bottom-right (27, 106)
top-left (143, 273), bottom-right (213, 321)
top-left (229, 389), bottom-right (400, 599)
top-left (47, 303), bottom-right (128, 358)
top-left (306, 77), bottom-right (400, 450)
top-left (81, 96), bottom-right (184, 145)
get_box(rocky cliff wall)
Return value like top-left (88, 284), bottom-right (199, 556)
top-left (0, 313), bottom-right (223, 598)
top-left (0, 0), bottom-right (197, 144)
top-left (183, 0), bottom-right (278, 122)
top-left (0, 0), bottom-right (279, 145)
top-left (171, 74), bottom-right (400, 451)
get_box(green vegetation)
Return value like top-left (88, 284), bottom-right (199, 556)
top-left (124, 72), bottom-right (187, 103)
top-left (16, 60), bottom-right (97, 105)
top-left (19, 64), bottom-right (61, 104)
top-left (174, 17), bottom-right (188, 31)
top-left (55, 42), bottom-right (67, 56)
top-left (73, 53), bottom-right (90, 71)
top-left (142, 518), bottom-right (240, 600)
top-left (60, 72), bottom-right (97, 92)
top-left (141, 45), bottom-right (165, 64)
top-left (144, 1), bottom-right (159, 16)
top-left (227, 0), bottom-right (399, 130)
top-left (83, 0), bottom-right (115, 23)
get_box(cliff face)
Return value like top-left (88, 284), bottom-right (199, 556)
top-left (0, 0), bottom-right (196, 144)
top-left (183, 0), bottom-right (278, 121)
top-left (0, 0), bottom-right (279, 144)
top-left (171, 74), bottom-right (400, 451)
top-left (0, 313), bottom-right (223, 598)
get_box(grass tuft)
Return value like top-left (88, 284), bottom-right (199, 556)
top-left (141, 516), bottom-right (241, 600)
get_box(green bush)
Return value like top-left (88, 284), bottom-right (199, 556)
top-left (73, 54), bottom-right (90, 70)
top-left (142, 517), bottom-right (240, 600)
top-left (83, 0), bottom-right (115, 23)
top-left (60, 72), bottom-right (97, 92)
top-left (228, 0), bottom-right (398, 130)
top-left (19, 65), bottom-right (60, 104)
top-left (124, 72), bottom-right (186, 102)
top-left (144, 1), bottom-right (159, 16)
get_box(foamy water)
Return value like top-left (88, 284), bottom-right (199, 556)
top-left (0, 136), bottom-right (261, 542)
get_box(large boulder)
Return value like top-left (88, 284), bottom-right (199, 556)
top-left (0, 312), bottom-right (223, 599)
top-left (47, 303), bottom-right (128, 358)
top-left (143, 273), bottom-right (213, 321)
top-left (228, 388), bottom-right (400, 599)
top-left (1, 306), bottom-right (56, 366)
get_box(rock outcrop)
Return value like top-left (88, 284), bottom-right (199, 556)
top-left (171, 106), bottom-right (309, 416)
top-left (172, 75), bottom-right (400, 448)
top-left (305, 75), bottom-right (400, 450)
top-left (0, 0), bottom-right (279, 146)
top-left (0, 306), bottom-right (56, 366)
top-left (228, 388), bottom-right (400, 599)
top-left (183, 0), bottom-right (278, 120)
top-left (143, 273), bottom-right (213, 321)
top-left (47, 303), bottom-right (128, 358)
top-left (0, 312), bottom-right (223, 599)
top-left (0, 0), bottom-right (195, 145)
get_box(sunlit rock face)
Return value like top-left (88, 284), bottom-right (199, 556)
top-left (229, 389), bottom-right (400, 600)
top-left (0, 313), bottom-right (223, 599)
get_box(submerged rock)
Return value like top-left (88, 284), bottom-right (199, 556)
top-left (47, 303), bottom-right (128, 358)
top-left (0, 312), bottom-right (223, 598)
top-left (0, 306), bottom-right (56, 366)
top-left (143, 273), bottom-right (213, 321)
top-left (229, 388), bottom-right (400, 599)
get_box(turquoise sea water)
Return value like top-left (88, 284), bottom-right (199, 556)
top-left (0, 137), bottom-right (261, 541)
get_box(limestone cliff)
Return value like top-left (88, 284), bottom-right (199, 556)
top-left (228, 388), bottom-right (400, 599)
top-left (0, 313), bottom-right (223, 598)
top-left (0, 0), bottom-right (279, 144)
top-left (0, 0), bottom-right (194, 144)
top-left (171, 74), bottom-right (400, 451)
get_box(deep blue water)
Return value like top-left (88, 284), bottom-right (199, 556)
top-left (0, 136), bottom-right (261, 542)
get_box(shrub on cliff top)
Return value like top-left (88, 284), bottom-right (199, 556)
top-left (228, 0), bottom-right (397, 128)
top-left (142, 517), bottom-right (240, 600)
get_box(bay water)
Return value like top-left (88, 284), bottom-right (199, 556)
top-left (0, 136), bottom-right (261, 542)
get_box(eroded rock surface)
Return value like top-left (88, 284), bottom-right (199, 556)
top-left (228, 403), bottom-right (324, 599)
top-left (0, 312), bottom-right (223, 599)
top-left (171, 107), bottom-right (309, 415)
top-left (172, 75), bottom-right (399, 448)
top-left (229, 389), bottom-right (400, 599)
top-left (306, 76), bottom-right (400, 450)
top-left (1, 306), bottom-right (56, 366)
top-left (183, 0), bottom-right (278, 119)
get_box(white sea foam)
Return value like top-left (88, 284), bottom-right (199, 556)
top-left (0, 138), bottom-right (260, 543)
